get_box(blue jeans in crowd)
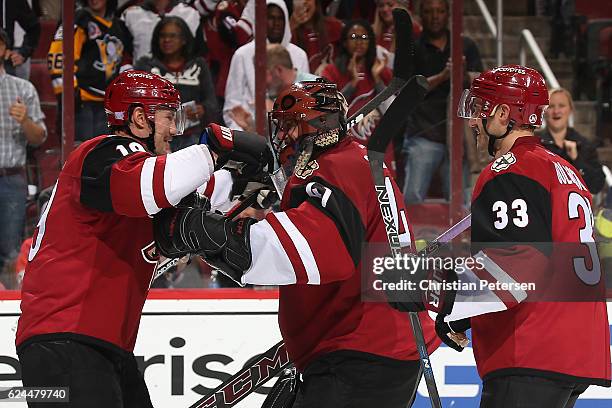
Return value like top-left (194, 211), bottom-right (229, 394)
top-left (0, 173), bottom-right (26, 273)
top-left (76, 102), bottom-right (108, 142)
top-left (402, 135), bottom-right (470, 205)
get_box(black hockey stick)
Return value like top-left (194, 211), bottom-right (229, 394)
top-left (185, 213), bottom-right (471, 408)
top-left (365, 7), bottom-right (444, 408)
top-left (368, 76), bottom-right (442, 407)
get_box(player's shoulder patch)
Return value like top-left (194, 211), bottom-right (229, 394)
top-left (490, 152), bottom-right (517, 173)
top-left (295, 160), bottom-right (319, 179)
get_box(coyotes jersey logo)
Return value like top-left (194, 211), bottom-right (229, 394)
top-left (295, 160), bottom-right (319, 179)
top-left (491, 152), bottom-right (517, 172)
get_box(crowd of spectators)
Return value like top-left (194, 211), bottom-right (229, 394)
top-left (0, 0), bottom-right (609, 289)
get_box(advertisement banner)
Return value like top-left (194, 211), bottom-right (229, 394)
top-left (1, 291), bottom-right (611, 407)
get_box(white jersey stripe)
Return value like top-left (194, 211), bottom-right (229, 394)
top-left (478, 251), bottom-right (529, 302)
top-left (140, 157), bottom-right (160, 215)
top-left (243, 219), bottom-right (297, 285)
top-left (273, 212), bottom-right (321, 284)
top-left (164, 145), bottom-right (215, 206)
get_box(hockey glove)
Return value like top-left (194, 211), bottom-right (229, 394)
top-left (383, 258), bottom-right (458, 314)
top-left (382, 260), bottom-right (426, 312)
top-left (435, 314), bottom-right (470, 352)
top-left (200, 123), bottom-right (274, 179)
top-left (153, 206), bottom-right (255, 284)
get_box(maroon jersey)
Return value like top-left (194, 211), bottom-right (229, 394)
top-left (17, 135), bottom-right (215, 352)
top-left (447, 136), bottom-right (610, 386)
top-left (241, 138), bottom-right (439, 370)
top-left (291, 17), bottom-right (343, 73)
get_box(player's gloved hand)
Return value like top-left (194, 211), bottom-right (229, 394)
top-left (229, 170), bottom-right (278, 209)
top-left (175, 191), bottom-right (211, 210)
top-left (435, 314), bottom-right (470, 352)
top-left (153, 205), bottom-right (256, 285)
top-left (382, 257), bottom-right (427, 313)
top-left (383, 258), bottom-right (457, 314)
top-left (200, 123), bottom-right (274, 179)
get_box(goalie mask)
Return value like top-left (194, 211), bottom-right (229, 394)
top-left (457, 65), bottom-right (549, 155)
top-left (268, 79), bottom-right (347, 182)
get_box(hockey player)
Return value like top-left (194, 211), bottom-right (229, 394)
top-left (388, 65), bottom-right (611, 406)
top-left (15, 70), bottom-right (267, 408)
top-left (154, 80), bottom-right (440, 407)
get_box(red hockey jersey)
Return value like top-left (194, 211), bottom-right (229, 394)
top-left (446, 136), bottom-right (610, 386)
top-left (17, 135), bottom-right (215, 352)
top-left (242, 137), bottom-right (440, 370)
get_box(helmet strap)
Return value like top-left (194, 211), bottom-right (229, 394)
top-left (483, 118), bottom-right (515, 156)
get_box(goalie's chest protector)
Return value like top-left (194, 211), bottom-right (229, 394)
top-left (469, 136), bottom-right (610, 385)
top-left (17, 136), bottom-right (159, 353)
top-left (276, 138), bottom-right (440, 371)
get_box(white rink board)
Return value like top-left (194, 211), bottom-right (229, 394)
top-left (1, 297), bottom-right (612, 408)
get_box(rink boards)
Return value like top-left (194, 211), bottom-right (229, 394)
top-left (0, 289), bottom-right (611, 407)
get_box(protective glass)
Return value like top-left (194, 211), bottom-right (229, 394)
top-left (154, 105), bottom-right (186, 136)
top-left (457, 89), bottom-right (488, 120)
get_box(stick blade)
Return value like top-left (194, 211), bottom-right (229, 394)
top-left (367, 75), bottom-right (429, 155)
top-left (392, 8), bottom-right (416, 80)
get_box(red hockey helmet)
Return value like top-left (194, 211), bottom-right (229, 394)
top-left (268, 79), bottom-right (347, 165)
top-left (458, 65), bottom-right (549, 127)
top-left (104, 70), bottom-right (186, 134)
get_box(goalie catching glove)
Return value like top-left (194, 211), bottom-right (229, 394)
top-left (153, 206), bottom-right (254, 285)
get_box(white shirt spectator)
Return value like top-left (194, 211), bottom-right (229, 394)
top-left (122, 0), bottom-right (201, 62)
top-left (223, 0), bottom-right (309, 130)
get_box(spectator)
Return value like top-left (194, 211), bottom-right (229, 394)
top-left (0, 0), bottom-right (40, 79)
top-left (199, 0), bottom-right (249, 104)
top-left (230, 43), bottom-right (317, 131)
top-left (538, 87), bottom-right (605, 194)
top-left (135, 16), bottom-right (220, 151)
top-left (373, 0), bottom-right (421, 54)
top-left (289, 0), bottom-right (343, 73)
top-left (223, 0), bottom-right (309, 130)
top-left (122, 0), bottom-right (203, 62)
top-left (401, 0), bottom-right (482, 204)
top-left (49, 0), bottom-right (132, 142)
top-left (0, 28), bottom-right (46, 277)
top-left (320, 20), bottom-right (396, 174)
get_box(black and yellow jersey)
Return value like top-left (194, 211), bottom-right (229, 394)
top-left (48, 9), bottom-right (132, 102)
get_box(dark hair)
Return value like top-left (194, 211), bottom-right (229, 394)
top-left (292, 2), bottom-right (328, 55)
top-left (77, 0), bottom-right (119, 18)
top-left (335, 20), bottom-right (376, 77)
top-left (0, 28), bottom-right (10, 48)
top-left (151, 16), bottom-right (195, 62)
top-left (419, 0), bottom-right (450, 15)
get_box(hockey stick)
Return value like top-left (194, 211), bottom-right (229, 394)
top-left (368, 77), bottom-right (443, 408)
top-left (186, 213), bottom-right (471, 408)
top-left (188, 341), bottom-right (290, 408)
top-left (365, 7), bottom-right (445, 407)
